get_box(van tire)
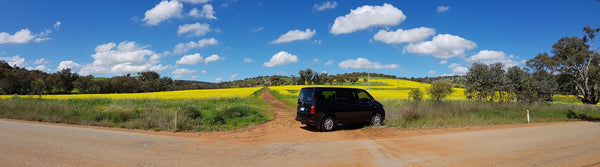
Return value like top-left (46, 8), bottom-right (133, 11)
top-left (321, 117), bottom-right (335, 132)
top-left (371, 113), bottom-right (383, 127)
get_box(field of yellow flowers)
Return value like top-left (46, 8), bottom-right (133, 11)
top-left (269, 79), bottom-right (466, 100)
top-left (0, 87), bottom-right (263, 100)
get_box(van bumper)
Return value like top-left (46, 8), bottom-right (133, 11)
top-left (295, 116), bottom-right (317, 126)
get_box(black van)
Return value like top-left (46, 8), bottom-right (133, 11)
top-left (295, 87), bottom-right (385, 132)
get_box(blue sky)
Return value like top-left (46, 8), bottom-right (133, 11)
top-left (1, 0), bottom-right (599, 82)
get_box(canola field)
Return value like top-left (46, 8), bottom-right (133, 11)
top-left (0, 87), bottom-right (263, 100)
top-left (269, 79), bottom-right (466, 100)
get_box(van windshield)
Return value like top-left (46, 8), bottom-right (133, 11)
top-left (298, 88), bottom-right (315, 104)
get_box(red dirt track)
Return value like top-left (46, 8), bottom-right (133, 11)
top-left (1, 88), bottom-right (599, 166)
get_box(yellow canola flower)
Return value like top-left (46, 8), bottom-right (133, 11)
top-left (269, 79), bottom-right (466, 100)
top-left (0, 87), bottom-right (263, 100)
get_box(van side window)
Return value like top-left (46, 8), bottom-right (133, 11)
top-left (357, 90), bottom-right (373, 103)
top-left (335, 90), bottom-right (356, 103)
top-left (320, 90), bottom-right (335, 103)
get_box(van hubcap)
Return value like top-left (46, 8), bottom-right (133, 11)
top-left (372, 115), bottom-right (382, 126)
top-left (323, 118), bottom-right (334, 130)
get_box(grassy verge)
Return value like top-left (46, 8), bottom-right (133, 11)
top-left (0, 96), bottom-right (273, 132)
top-left (382, 100), bottom-right (600, 128)
top-left (269, 89), bottom-right (297, 106)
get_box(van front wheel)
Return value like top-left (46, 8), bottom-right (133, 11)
top-left (371, 113), bottom-right (383, 127)
top-left (321, 117), bottom-right (335, 132)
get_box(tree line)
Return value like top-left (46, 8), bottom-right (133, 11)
top-left (464, 26), bottom-right (600, 105)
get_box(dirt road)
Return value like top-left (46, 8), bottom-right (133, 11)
top-left (1, 89), bottom-right (599, 166)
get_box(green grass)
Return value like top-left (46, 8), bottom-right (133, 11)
top-left (269, 89), bottom-right (297, 106)
top-left (0, 96), bottom-right (273, 132)
top-left (381, 100), bottom-right (600, 128)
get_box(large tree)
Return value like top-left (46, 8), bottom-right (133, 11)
top-left (527, 27), bottom-right (600, 104)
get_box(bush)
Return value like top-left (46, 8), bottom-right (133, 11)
top-left (428, 80), bottom-right (454, 103)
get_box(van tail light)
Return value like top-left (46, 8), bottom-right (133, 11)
top-left (310, 106), bottom-right (316, 114)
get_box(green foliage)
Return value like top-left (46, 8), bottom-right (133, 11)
top-left (526, 26), bottom-right (600, 105)
top-left (427, 80), bottom-right (454, 103)
top-left (381, 99), bottom-right (600, 128)
top-left (0, 97), bottom-right (272, 132)
top-left (408, 88), bottom-right (423, 103)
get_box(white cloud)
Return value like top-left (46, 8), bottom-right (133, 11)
top-left (437, 6), bottom-right (450, 13)
top-left (331, 3), bottom-right (406, 35)
top-left (313, 40), bottom-right (322, 45)
top-left (314, 1), bottom-right (338, 11)
top-left (201, 70), bottom-right (207, 74)
top-left (440, 60), bottom-right (448, 64)
top-left (0, 29), bottom-right (36, 44)
top-left (263, 51), bottom-right (298, 67)
top-left (214, 77), bottom-right (223, 82)
top-left (229, 74), bottom-right (238, 80)
top-left (173, 38), bottom-right (218, 54)
top-left (176, 53), bottom-right (203, 65)
top-left (189, 4), bottom-right (216, 20)
top-left (373, 27), bottom-right (435, 44)
top-left (142, 0), bottom-right (183, 25)
top-left (172, 68), bottom-right (196, 75)
top-left (53, 21), bottom-right (61, 30)
top-left (404, 34), bottom-right (477, 59)
top-left (448, 63), bottom-right (460, 69)
top-left (466, 50), bottom-right (520, 67)
top-left (428, 70), bottom-right (436, 76)
top-left (251, 27), bottom-right (264, 32)
top-left (178, 0), bottom-right (210, 4)
top-left (34, 58), bottom-right (48, 65)
top-left (338, 58), bottom-right (398, 69)
top-left (451, 66), bottom-right (468, 75)
top-left (205, 54), bottom-right (224, 64)
top-left (270, 29), bottom-right (316, 44)
top-left (243, 58), bottom-right (253, 63)
top-left (1, 22), bottom-right (61, 45)
top-left (325, 60), bottom-right (334, 65)
top-left (0, 55), bottom-right (26, 67)
top-left (178, 23), bottom-right (211, 36)
top-left (57, 61), bottom-right (81, 71)
top-left (80, 41), bottom-right (167, 75)
top-left (34, 65), bottom-right (50, 72)
top-left (313, 58), bottom-right (320, 62)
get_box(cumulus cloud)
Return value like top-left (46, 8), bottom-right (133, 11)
top-left (404, 34), bottom-right (477, 59)
top-left (428, 70), bottom-right (436, 76)
top-left (57, 61), bottom-right (81, 71)
top-left (178, 0), bottom-right (210, 4)
top-left (189, 4), bottom-right (216, 20)
top-left (466, 50), bottom-right (520, 67)
top-left (229, 74), bottom-right (238, 80)
top-left (263, 51), bottom-right (298, 67)
top-left (314, 1), bottom-right (337, 11)
top-left (172, 68), bottom-right (196, 75)
top-left (440, 60), bottom-right (448, 64)
top-left (143, 0), bottom-right (183, 25)
top-left (451, 66), bottom-right (468, 75)
top-left (205, 54), bottom-right (224, 64)
top-left (176, 53), bottom-right (203, 65)
top-left (271, 29), bottom-right (316, 44)
top-left (338, 58), bottom-right (398, 69)
top-left (243, 58), bottom-right (253, 63)
top-left (178, 23), bottom-right (211, 36)
top-left (330, 3), bottom-right (406, 35)
top-left (80, 41), bottom-right (167, 75)
top-left (325, 60), bottom-right (334, 65)
top-left (0, 21), bottom-right (61, 44)
top-left (173, 38), bottom-right (218, 54)
top-left (214, 77), bottom-right (223, 82)
top-left (437, 6), bottom-right (450, 13)
top-left (34, 58), bottom-right (48, 65)
top-left (373, 27), bottom-right (435, 44)
top-left (0, 55), bottom-right (26, 67)
top-left (34, 65), bottom-right (50, 72)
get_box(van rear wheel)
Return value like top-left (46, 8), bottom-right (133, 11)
top-left (371, 113), bottom-right (383, 127)
top-left (321, 117), bottom-right (335, 132)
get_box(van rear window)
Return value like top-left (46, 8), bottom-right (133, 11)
top-left (298, 88), bottom-right (315, 103)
